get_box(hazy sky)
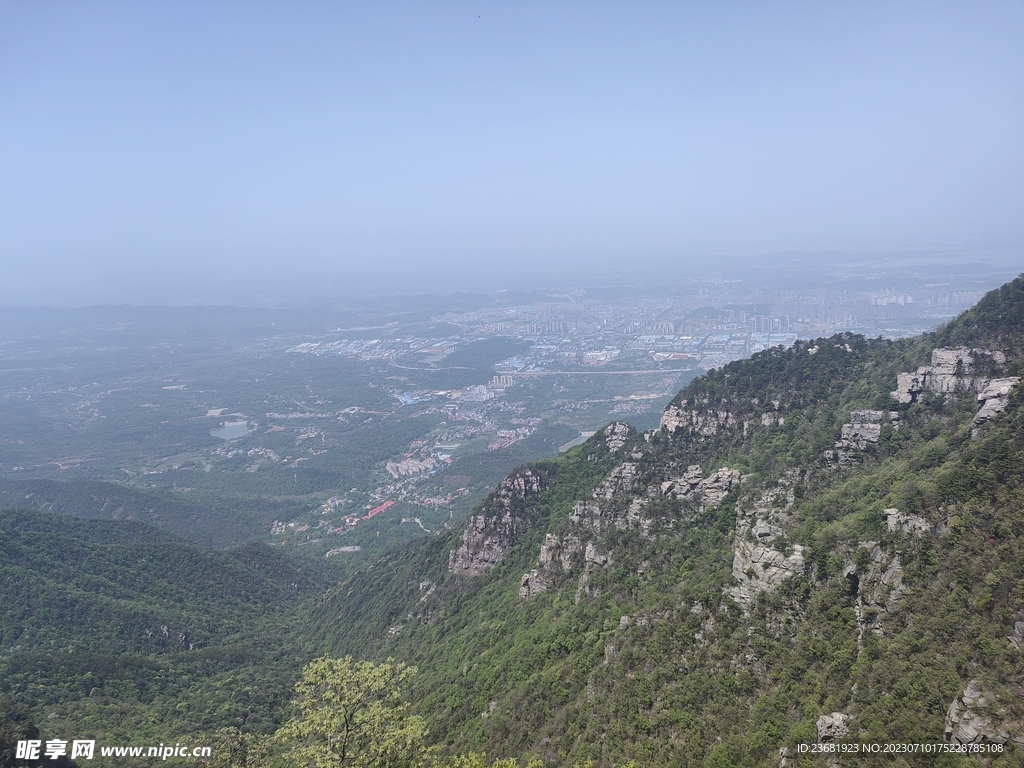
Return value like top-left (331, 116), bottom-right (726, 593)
top-left (2, 1), bottom-right (1023, 303)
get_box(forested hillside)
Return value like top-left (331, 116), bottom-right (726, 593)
top-left (0, 512), bottom-right (327, 750)
top-left (311, 276), bottom-right (1024, 766)
top-left (0, 480), bottom-right (277, 548)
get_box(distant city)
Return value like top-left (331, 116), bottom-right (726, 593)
top-left (288, 279), bottom-right (990, 375)
top-left (0, 256), bottom-right (1015, 561)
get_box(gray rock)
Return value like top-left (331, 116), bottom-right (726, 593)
top-left (892, 348), bottom-right (980, 402)
top-left (848, 541), bottom-right (907, 639)
top-left (660, 464), bottom-right (739, 508)
top-left (660, 399), bottom-right (735, 437)
top-left (831, 410), bottom-right (897, 463)
top-left (448, 469), bottom-right (542, 576)
top-left (884, 508), bottom-right (929, 535)
top-left (973, 378), bottom-right (1021, 427)
top-left (728, 540), bottom-right (805, 609)
top-left (726, 480), bottom-right (804, 611)
top-left (584, 542), bottom-right (610, 566)
top-left (945, 680), bottom-right (1024, 746)
top-left (519, 569), bottom-right (548, 599)
top-left (537, 533), bottom-right (561, 568)
top-left (1009, 621), bottom-right (1024, 649)
top-left (890, 349), bottom-right (1015, 428)
top-left (603, 421), bottom-right (632, 452)
top-left (816, 712), bottom-right (850, 743)
top-left (593, 462), bottom-right (639, 501)
top-left (519, 533), bottom-right (583, 600)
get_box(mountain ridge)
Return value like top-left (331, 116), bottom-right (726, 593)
top-left (313, 275), bottom-right (1024, 766)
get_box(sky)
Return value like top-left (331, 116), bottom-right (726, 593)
top-left (1, 1), bottom-right (1023, 305)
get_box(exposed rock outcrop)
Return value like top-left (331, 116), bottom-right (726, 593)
top-left (890, 347), bottom-right (1019, 440)
top-left (973, 377), bottom-right (1021, 427)
top-left (571, 461), bottom-right (649, 535)
top-left (602, 421), bottom-right (633, 452)
top-left (839, 411), bottom-right (888, 449)
top-left (449, 510), bottom-right (531, 576)
top-left (891, 348), bottom-right (988, 403)
top-left (826, 410), bottom-right (899, 465)
top-left (890, 347), bottom-right (1018, 412)
top-left (726, 479), bottom-right (805, 611)
top-left (728, 539), bottom-right (805, 611)
top-left (519, 569), bottom-right (548, 599)
top-left (660, 399), bottom-right (735, 437)
top-left (660, 464), bottom-right (701, 495)
top-left (538, 532), bottom-right (573, 570)
top-left (884, 507), bottom-right (929, 535)
top-left (1009, 621), bottom-right (1024, 649)
top-left (945, 680), bottom-right (1024, 746)
top-left (660, 465), bottom-right (740, 509)
top-left (817, 712), bottom-right (850, 742)
top-left (571, 462), bottom-right (739, 538)
top-left (562, 533), bottom-right (584, 569)
top-left (571, 543), bottom-right (613, 603)
top-left (848, 541), bottom-right (906, 638)
top-left (584, 542), bottom-right (610, 566)
top-left (449, 468), bottom-right (543, 576)
top-left (519, 533), bottom-right (582, 600)
top-left (528, 444), bottom-right (737, 599)
top-left (593, 462), bottom-right (639, 501)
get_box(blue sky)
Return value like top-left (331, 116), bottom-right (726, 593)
top-left (1, 1), bottom-right (1022, 303)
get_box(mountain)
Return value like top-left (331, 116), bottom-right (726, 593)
top-left (0, 479), bottom-right (276, 548)
top-left (0, 511), bottom-right (327, 746)
top-left (311, 276), bottom-right (1024, 766)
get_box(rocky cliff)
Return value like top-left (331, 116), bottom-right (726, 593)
top-left (448, 467), bottom-right (544, 577)
top-left (890, 346), bottom-right (1020, 438)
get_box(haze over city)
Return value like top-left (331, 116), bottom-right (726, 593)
top-left (2, 1), bottom-right (1022, 305)
top-left (8, 4), bottom-right (1024, 766)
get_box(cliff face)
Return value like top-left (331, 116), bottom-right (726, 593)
top-left (448, 422), bottom-right (638, 579)
top-left (448, 467), bottom-right (544, 577)
top-left (320, 278), bottom-right (1024, 767)
top-left (945, 680), bottom-right (1024, 747)
top-left (726, 473), bottom-right (806, 611)
top-left (659, 400), bottom-right (735, 437)
top-left (890, 347), bottom-right (1003, 403)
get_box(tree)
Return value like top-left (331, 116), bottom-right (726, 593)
top-left (0, 696), bottom-right (76, 768)
top-left (206, 727), bottom-right (273, 768)
top-left (276, 656), bottom-right (428, 768)
top-left (0, 696), bottom-right (37, 768)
